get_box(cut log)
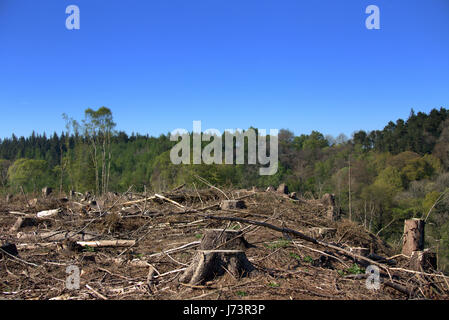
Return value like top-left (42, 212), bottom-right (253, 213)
top-left (16, 231), bottom-right (95, 242)
top-left (220, 200), bottom-right (246, 210)
top-left (179, 250), bottom-right (255, 285)
top-left (410, 249), bottom-right (437, 272)
top-left (76, 240), bottom-right (136, 248)
top-left (36, 208), bottom-right (61, 218)
top-left (402, 219), bottom-right (425, 256)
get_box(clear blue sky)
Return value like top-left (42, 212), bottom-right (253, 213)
top-left (0, 0), bottom-right (448, 139)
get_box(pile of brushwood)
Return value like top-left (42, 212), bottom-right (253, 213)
top-left (1, 184), bottom-right (448, 300)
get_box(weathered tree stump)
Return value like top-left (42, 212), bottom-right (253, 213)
top-left (179, 250), bottom-right (255, 284)
top-left (305, 227), bottom-right (337, 240)
top-left (410, 249), bottom-right (437, 271)
top-left (9, 216), bottom-right (40, 232)
top-left (180, 229), bottom-right (255, 284)
top-left (402, 219), bottom-right (425, 256)
top-left (277, 183), bottom-right (289, 194)
top-left (42, 187), bottom-right (53, 197)
top-left (220, 200), bottom-right (246, 210)
top-left (321, 193), bottom-right (339, 221)
top-left (289, 192), bottom-right (298, 199)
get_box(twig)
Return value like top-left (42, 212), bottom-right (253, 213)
top-left (194, 175), bottom-right (230, 200)
top-left (85, 284), bottom-right (108, 300)
top-left (148, 241), bottom-right (201, 258)
top-left (292, 241), bottom-right (350, 268)
top-left (0, 247), bottom-right (40, 267)
top-left (155, 193), bottom-right (185, 209)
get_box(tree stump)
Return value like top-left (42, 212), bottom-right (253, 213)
top-left (277, 183), bottom-right (289, 194)
top-left (42, 187), bottom-right (53, 198)
top-left (410, 249), bottom-right (437, 271)
top-left (220, 200), bottom-right (246, 210)
top-left (321, 193), bottom-right (339, 221)
top-left (305, 227), bottom-right (337, 240)
top-left (180, 229), bottom-right (255, 284)
top-left (402, 219), bottom-right (425, 256)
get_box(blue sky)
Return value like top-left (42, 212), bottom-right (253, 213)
top-left (0, 0), bottom-right (448, 139)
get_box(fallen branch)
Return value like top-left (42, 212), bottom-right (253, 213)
top-left (77, 240), bottom-right (136, 248)
top-left (85, 284), bottom-right (108, 300)
top-left (155, 193), bottom-right (185, 209)
top-left (148, 241), bottom-right (201, 258)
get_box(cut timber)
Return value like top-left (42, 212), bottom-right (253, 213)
top-left (76, 240), bottom-right (136, 248)
top-left (199, 229), bottom-right (251, 250)
top-left (402, 219), bottom-right (425, 256)
top-left (16, 231), bottom-right (95, 242)
top-left (179, 250), bottom-right (255, 285)
top-left (180, 229), bottom-right (255, 284)
top-left (410, 249), bottom-right (437, 272)
top-left (220, 200), bottom-right (246, 210)
top-left (36, 209), bottom-right (61, 218)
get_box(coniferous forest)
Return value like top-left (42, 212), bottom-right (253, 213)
top-left (1, 106), bottom-right (449, 270)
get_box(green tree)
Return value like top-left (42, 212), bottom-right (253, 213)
top-left (8, 158), bottom-right (51, 192)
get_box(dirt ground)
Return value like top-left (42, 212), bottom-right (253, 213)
top-left (0, 187), bottom-right (448, 300)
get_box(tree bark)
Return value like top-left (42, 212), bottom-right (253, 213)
top-left (402, 219), bottom-right (425, 256)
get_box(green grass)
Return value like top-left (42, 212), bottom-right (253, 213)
top-left (236, 291), bottom-right (247, 297)
top-left (347, 263), bottom-right (364, 275)
top-left (337, 264), bottom-right (365, 276)
top-left (195, 233), bottom-right (203, 240)
top-left (83, 245), bottom-right (95, 252)
top-left (264, 239), bottom-right (291, 250)
top-left (268, 282), bottom-right (280, 288)
top-left (289, 253), bottom-right (301, 261)
top-left (303, 255), bottom-right (313, 263)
